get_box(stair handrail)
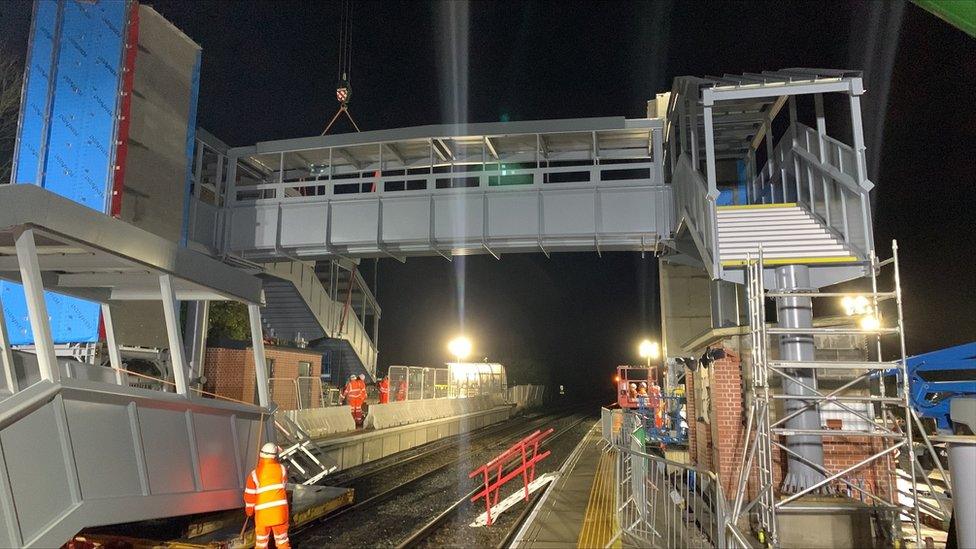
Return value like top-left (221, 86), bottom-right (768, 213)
top-left (673, 152), bottom-right (720, 278)
top-left (752, 122), bottom-right (874, 260)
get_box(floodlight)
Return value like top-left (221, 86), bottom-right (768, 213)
top-left (448, 336), bottom-right (473, 361)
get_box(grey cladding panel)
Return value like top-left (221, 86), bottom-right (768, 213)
top-left (280, 203), bottom-right (330, 248)
top-left (330, 202), bottom-right (379, 245)
top-left (0, 401), bottom-right (72, 542)
top-left (236, 416), bottom-right (260, 482)
top-left (543, 190), bottom-right (596, 235)
top-left (64, 399), bottom-right (143, 500)
top-left (600, 188), bottom-right (657, 234)
top-left (380, 197), bottom-right (430, 243)
top-left (433, 195), bottom-right (483, 241)
top-left (193, 413), bottom-right (239, 491)
top-left (230, 205), bottom-right (278, 250)
top-left (487, 192), bottom-right (539, 238)
top-left (138, 406), bottom-right (196, 494)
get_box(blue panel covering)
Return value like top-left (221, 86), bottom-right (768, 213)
top-left (3, 0), bottom-right (129, 346)
top-left (40, 0), bottom-right (127, 211)
top-left (12, 0), bottom-right (58, 185)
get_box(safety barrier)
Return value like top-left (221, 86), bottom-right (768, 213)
top-left (470, 428), bottom-right (553, 526)
top-left (507, 384), bottom-right (547, 412)
top-left (605, 409), bottom-right (751, 548)
top-left (364, 395), bottom-right (498, 430)
top-left (285, 405), bottom-right (357, 438)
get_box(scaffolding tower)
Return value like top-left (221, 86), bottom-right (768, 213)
top-left (731, 240), bottom-right (927, 547)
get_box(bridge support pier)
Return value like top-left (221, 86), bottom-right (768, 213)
top-left (775, 265), bottom-right (828, 494)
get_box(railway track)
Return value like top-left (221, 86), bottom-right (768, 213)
top-left (291, 404), bottom-right (595, 545)
top-left (394, 413), bottom-right (591, 549)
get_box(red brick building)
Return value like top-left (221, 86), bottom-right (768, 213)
top-left (683, 337), bottom-right (893, 503)
top-left (204, 345), bottom-right (323, 410)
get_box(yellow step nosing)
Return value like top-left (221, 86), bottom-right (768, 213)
top-left (721, 255), bottom-right (860, 267)
top-left (717, 202), bottom-right (798, 210)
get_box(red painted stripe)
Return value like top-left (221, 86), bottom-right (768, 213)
top-left (110, 1), bottom-right (140, 218)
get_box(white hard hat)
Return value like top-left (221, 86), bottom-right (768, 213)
top-left (259, 442), bottom-right (280, 457)
top-left (358, 374), bottom-right (365, 380)
top-left (350, 374), bottom-right (357, 380)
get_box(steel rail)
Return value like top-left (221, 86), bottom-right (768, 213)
top-left (290, 404), bottom-right (592, 539)
top-left (395, 413), bottom-right (595, 549)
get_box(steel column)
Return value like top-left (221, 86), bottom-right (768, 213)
top-left (0, 292), bottom-right (17, 393)
top-left (248, 303), bottom-right (271, 408)
top-left (184, 300), bottom-right (210, 385)
top-left (15, 229), bottom-right (59, 383)
top-left (159, 274), bottom-right (190, 396)
top-left (774, 264), bottom-right (827, 494)
top-left (100, 303), bottom-right (126, 386)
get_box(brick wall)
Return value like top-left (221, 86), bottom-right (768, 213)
top-left (686, 343), bottom-right (892, 503)
top-left (204, 346), bottom-right (322, 410)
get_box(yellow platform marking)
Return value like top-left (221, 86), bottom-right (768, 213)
top-left (717, 202), bottom-right (797, 210)
top-left (722, 256), bottom-right (859, 267)
top-left (577, 449), bottom-right (620, 549)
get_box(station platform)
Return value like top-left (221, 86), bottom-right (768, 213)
top-left (511, 424), bottom-right (622, 549)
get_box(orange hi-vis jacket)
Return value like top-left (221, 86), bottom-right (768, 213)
top-left (244, 457), bottom-right (289, 528)
top-left (378, 378), bottom-right (390, 403)
top-left (343, 379), bottom-right (366, 404)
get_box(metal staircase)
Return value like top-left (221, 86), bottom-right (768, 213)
top-left (716, 204), bottom-right (857, 267)
top-left (259, 260), bottom-right (379, 379)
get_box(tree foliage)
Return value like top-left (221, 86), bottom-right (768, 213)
top-left (1, 47), bottom-right (23, 184)
top-left (207, 301), bottom-right (250, 342)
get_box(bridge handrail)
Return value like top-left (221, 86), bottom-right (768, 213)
top-left (230, 161), bottom-right (660, 204)
top-left (750, 122), bottom-right (873, 260)
top-left (673, 153), bottom-right (720, 278)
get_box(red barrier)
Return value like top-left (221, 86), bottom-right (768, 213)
top-left (469, 428), bottom-right (553, 526)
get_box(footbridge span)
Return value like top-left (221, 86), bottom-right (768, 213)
top-left (207, 117), bottom-right (672, 260)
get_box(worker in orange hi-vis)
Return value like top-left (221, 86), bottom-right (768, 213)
top-left (342, 374), bottom-right (366, 426)
top-left (378, 374), bottom-right (390, 404)
top-left (396, 378), bottom-right (408, 401)
top-left (244, 443), bottom-right (290, 549)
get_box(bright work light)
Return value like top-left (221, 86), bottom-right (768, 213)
top-left (638, 339), bottom-right (660, 361)
top-left (448, 336), bottom-right (473, 361)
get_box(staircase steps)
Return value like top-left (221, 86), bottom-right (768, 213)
top-left (717, 203), bottom-right (859, 266)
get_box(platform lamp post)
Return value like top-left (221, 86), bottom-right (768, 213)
top-left (639, 339), bottom-right (660, 385)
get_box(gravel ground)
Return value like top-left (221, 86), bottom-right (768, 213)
top-left (292, 410), bottom-right (591, 548)
top-left (416, 416), bottom-right (596, 549)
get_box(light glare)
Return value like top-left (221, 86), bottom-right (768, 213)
top-left (639, 339), bottom-right (660, 360)
top-left (448, 336), bottom-right (473, 360)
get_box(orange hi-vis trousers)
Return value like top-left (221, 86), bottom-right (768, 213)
top-left (255, 523), bottom-right (289, 549)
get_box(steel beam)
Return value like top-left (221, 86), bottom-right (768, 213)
top-left (14, 229), bottom-right (59, 383)
top-left (100, 303), bottom-right (126, 386)
top-left (0, 292), bottom-right (17, 393)
top-left (248, 303), bottom-right (271, 408)
top-left (160, 274), bottom-right (190, 396)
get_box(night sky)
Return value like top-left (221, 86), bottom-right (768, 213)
top-left (1, 1), bottom-right (973, 389)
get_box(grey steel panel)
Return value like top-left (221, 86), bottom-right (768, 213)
top-left (236, 415), bottom-right (260, 481)
top-left (138, 405), bottom-right (196, 494)
top-left (380, 197), bottom-right (430, 243)
top-left (230, 204), bottom-right (278, 251)
top-left (330, 202), bottom-right (380, 245)
top-left (279, 203), bottom-right (330, 248)
top-left (0, 401), bottom-right (72, 542)
top-left (63, 399), bottom-right (143, 500)
top-left (542, 190), bottom-right (596, 235)
top-left (433, 195), bottom-right (484, 242)
top-left (193, 413), bottom-right (240, 491)
top-left (600, 187), bottom-right (660, 234)
top-left (0, 186), bottom-right (263, 304)
top-left (487, 192), bottom-right (539, 238)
